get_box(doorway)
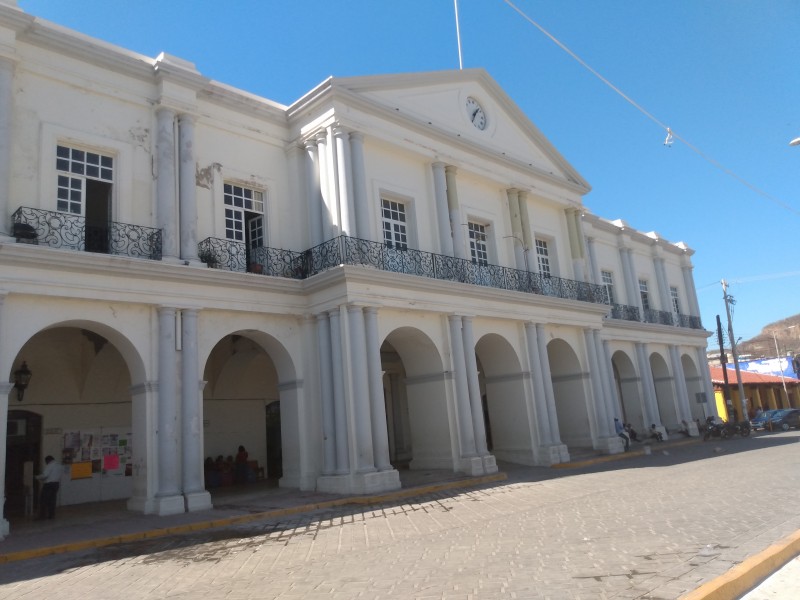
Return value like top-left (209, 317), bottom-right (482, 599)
top-left (4, 410), bottom-right (42, 517)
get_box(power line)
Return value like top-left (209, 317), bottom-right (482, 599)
top-left (501, 0), bottom-right (800, 218)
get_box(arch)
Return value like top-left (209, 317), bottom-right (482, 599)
top-left (612, 350), bottom-right (645, 430)
top-left (547, 338), bottom-right (592, 447)
top-left (650, 352), bottom-right (678, 428)
top-left (6, 323), bottom-right (144, 513)
top-left (475, 333), bottom-right (532, 463)
top-left (381, 326), bottom-right (452, 470)
top-left (202, 330), bottom-right (299, 489)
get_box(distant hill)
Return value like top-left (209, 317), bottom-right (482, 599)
top-left (737, 315), bottom-right (800, 359)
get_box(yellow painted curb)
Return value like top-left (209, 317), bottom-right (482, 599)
top-left (680, 529), bottom-right (800, 600)
top-left (552, 438), bottom-right (700, 469)
top-left (0, 471), bottom-right (507, 565)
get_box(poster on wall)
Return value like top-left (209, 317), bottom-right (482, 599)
top-left (62, 428), bottom-right (132, 477)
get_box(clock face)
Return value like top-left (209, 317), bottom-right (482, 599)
top-left (465, 97), bottom-right (486, 130)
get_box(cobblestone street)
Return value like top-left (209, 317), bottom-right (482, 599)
top-left (2, 433), bottom-right (799, 599)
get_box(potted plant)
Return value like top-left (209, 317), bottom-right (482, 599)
top-left (198, 247), bottom-right (218, 268)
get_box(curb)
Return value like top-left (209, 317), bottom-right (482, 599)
top-left (680, 529), bottom-right (800, 600)
top-left (552, 437), bottom-right (700, 469)
top-left (0, 471), bottom-right (507, 565)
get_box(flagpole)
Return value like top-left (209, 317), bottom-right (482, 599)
top-left (454, 0), bottom-right (463, 69)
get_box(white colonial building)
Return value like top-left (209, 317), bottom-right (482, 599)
top-left (0, 0), bottom-right (715, 538)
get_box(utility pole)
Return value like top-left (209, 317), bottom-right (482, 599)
top-left (722, 280), bottom-right (747, 421)
top-left (716, 315), bottom-right (732, 416)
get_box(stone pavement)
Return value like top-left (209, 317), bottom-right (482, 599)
top-left (1, 432), bottom-right (799, 599)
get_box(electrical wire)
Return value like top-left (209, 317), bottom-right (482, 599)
top-left (501, 0), bottom-right (800, 217)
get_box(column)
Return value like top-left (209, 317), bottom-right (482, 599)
top-left (328, 308), bottom-right (349, 473)
top-left (682, 264), bottom-right (701, 317)
top-left (333, 126), bottom-right (355, 237)
top-left (347, 306), bottom-right (375, 472)
top-left (669, 345), bottom-right (691, 422)
top-left (365, 307), bottom-right (392, 471)
top-left (462, 317), bottom-right (488, 456)
top-left (156, 107), bottom-right (178, 260)
top-left (524, 322), bottom-right (553, 445)
top-left (584, 328), bottom-right (611, 438)
top-left (654, 256), bottom-right (671, 314)
top-left (157, 307), bottom-right (181, 498)
top-left (507, 189), bottom-right (526, 270)
top-left (518, 191), bottom-right (534, 258)
top-left (178, 114), bottom-right (198, 261)
top-left (586, 237), bottom-right (600, 285)
top-left (566, 209), bottom-right (586, 281)
top-left (350, 132), bottom-right (370, 240)
top-left (316, 132), bottom-right (335, 239)
top-left (636, 342), bottom-right (659, 426)
top-left (536, 323), bottom-right (561, 443)
top-left (181, 309), bottom-right (210, 510)
top-left (317, 313), bottom-right (336, 475)
top-left (445, 167), bottom-right (468, 260)
top-left (621, 247), bottom-right (642, 314)
top-left (695, 347), bottom-right (716, 416)
top-left (0, 382), bottom-right (11, 538)
top-left (0, 57), bottom-right (14, 237)
top-left (601, 339), bottom-right (621, 417)
top-left (448, 315), bottom-right (477, 456)
top-left (432, 162), bottom-right (453, 255)
top-left (304, 140), bottom-right (324, 246)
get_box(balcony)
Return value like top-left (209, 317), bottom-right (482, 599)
top-left (610, 303), bottom-right (640, 322)
top-left (644, 308), bottom-right (676, 326)
top-left (12, 207), bottom-right (162, 260)
top-left (198, 234), bottom-right (608, 305)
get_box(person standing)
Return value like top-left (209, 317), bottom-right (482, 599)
top-left (36, 455), bottom-right (62, 520)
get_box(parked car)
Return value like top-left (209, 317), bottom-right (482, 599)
top-left (765, 409), bottom-right (800, 431)
top-left (750, 409), bottom-right (782, 430)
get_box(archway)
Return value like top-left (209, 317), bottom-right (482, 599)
top-left (612, 350), bottom-right (645, 430)
top-left (381, 327), bottom-right (452, 470)
top-left (475, 334), bottom-right (531, 463)
top-left (5, 324), bottom-right (141, 515)
top-left (547, 338), bottom-right (592, 447)
top-left (650, 352), bottom-right (678, 429)
top-left (203, 332), bottom-right (296, 488)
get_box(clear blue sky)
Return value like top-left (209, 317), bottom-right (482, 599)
top-left (18, 0), bottom-right (800, 342)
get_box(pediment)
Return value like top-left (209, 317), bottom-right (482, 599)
top-left (331, 69), bottom-right (588, 191)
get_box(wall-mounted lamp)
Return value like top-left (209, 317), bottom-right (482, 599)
top-left (13, 361), bottom-right (32, 402)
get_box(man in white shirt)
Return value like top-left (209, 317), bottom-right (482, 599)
top-left (36, 455), bottom-right (62, 519)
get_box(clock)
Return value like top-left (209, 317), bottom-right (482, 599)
top-left (465, 96), bottom-right (486, 130)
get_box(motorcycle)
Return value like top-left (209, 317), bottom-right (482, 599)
top-left (703, 416), bottom-right (751, 440)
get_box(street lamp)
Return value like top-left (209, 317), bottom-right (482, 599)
top-left (12, 361), bottom-right (33, 402)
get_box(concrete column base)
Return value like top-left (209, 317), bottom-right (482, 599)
top-left (317, 469), bottom-right (401, 495)
top-left (184, 490), bottom-right (212, 512)
top-left (481, 454), bottom-right (498, 474)
top-left (458, 456), bottom-right (486, 476)
top-left (534, 444), bottom-right (570, 466)
top-left (152, 494), bottom-right (186, 516)
top-left (127, 495), bottom-right (156, 514)
top-left (0, 516), bottom-right (9, 539)
top-left (596, 435), bottom-right (626, 455)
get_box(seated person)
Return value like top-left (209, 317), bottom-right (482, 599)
top-left (649, 424), bottom-right (664, 442)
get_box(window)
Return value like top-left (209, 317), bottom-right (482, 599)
top-left (601, 270), bottom-right (615, 304)
top-left (382, 199), bottom-right (408, 250)
top-left (535, 239), bottom-right (551, 277)
top-left (468, 222), bottom-right (488, 266)
top-left (56, 144), bottom-right (114, 253)
top-left (224, 183), bottom-right (264, 245)
top-left (639, 279), bottom-right (650, 310)
top-left (56, 145), bottom-right (114, 216)
top-left (670, 286), bottom-right (681, 314)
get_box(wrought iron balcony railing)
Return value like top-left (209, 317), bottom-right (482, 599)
top-left (12, 206), bottom-right (162, 260)
top-left (203, 234), bottom-right (606, 304)
top-left (610, 303), bottom-right (640, 322)
top-left (643, 308), bottom-right (675, 326)
top-left (678, 313), bottom-right (703, 330)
